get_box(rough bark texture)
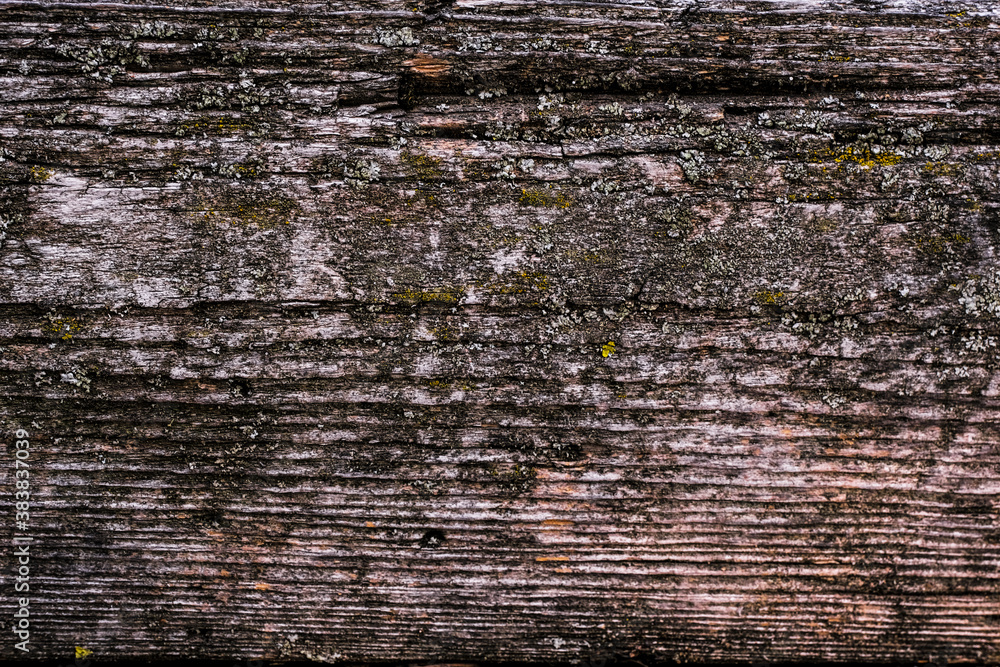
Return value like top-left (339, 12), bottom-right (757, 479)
top-left (1, 0), bottom-right (999, 663)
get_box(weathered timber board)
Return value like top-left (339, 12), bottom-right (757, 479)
top-left (0, 0), bottom-right (999, 663)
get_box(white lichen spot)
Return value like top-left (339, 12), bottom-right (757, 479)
top-left (959, 331), bottom-right (998, 354)
top-left (953, 272), bottom-right (1000, 318)
top-left (476, 87), bottom-right (507, 100)
top-left (375, 27), bottom-right (419, 47)
top-left (60, 369), bottom-right (92, 393)
top-left (589, 178), bottom-right (620, 194)
top-left (678, 150), bottom-right (707, 182)
top-left (598, 102), bottom-right (625, 116)
top-left (822, 393), bottom-right (847, 409)
top-left (0, 212), bottom-right (20, 248)
top-left (344, 159), bottom-right (381, 188)
top-left (456, 31), bottom-right (495, 53)
top-left (537, 94), bottom-right (564, 111)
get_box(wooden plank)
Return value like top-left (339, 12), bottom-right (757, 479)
top-left (0, 0), bottom-right (998, 662)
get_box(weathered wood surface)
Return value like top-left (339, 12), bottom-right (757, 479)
top-left (1, 0), bottom-right (999, 662)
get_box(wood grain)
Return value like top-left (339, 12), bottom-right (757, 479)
top-left (0, 0), bottom-right (998, 663)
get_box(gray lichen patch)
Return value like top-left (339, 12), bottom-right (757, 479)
top-left (54, 38), bottom-right (150, 83)
top-left (678, 150), bottom-right (709, 183)
top-left (186, 75), bottom-right (284, 114)
top-left (375, 27), bottom-right (420, 47)
top-left (344, 159), bottom-right (382, 188)
top-left (953, 272), bottom-right (1000, 319)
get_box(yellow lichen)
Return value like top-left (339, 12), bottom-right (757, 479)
top-left (197, 195), bottom-right (297, 229)
top-left (519, 187), bottom-right (573, 209)
top-left (29, 165), bottom-right (53, 182)
top-left (429, 323), bottom-right (458, 340)
top-left (479, 271), bottom-right (551, 295)
top-left (753, 289), bottom-right (785, 305)
top-left (922, 162), bottom-right (962, 177)
top-left (400, 151), bottom-right (444, 180)
top-left (601, 341), bottom-right (616, 358)
top-left (906, 232), bottom-right (970, 254)
top-left (392, 287), bottom-right (463, 303)
top-left (44, 314), bottom-right (82, 340)
top-left (565, 248), bottom-right (606, 263)
top-left (808, 145), bottom-right (902, 169)
top-left (787, 192), bottom-right (836, 202)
